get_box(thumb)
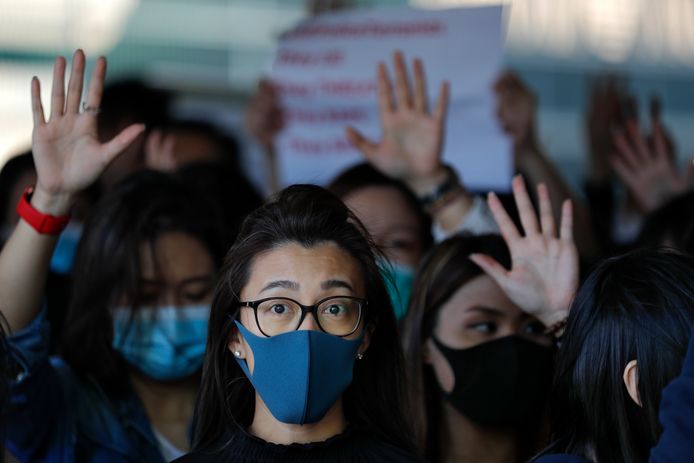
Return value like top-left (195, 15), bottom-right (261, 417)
top-left (345, 126), bottom-right (377, 158)
top-left (469, 253), bottom-right (509, 287)
top-left (102, 123), bottom-right (146, 165)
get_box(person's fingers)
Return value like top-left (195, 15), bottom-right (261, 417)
top-left (85, 56), bottom-right (107, 110)
top-left (610, 155), bottom-right (638, 190)
top-left (50, 56), bottom-right (66, 120)
top-left (469, 253), bottom-right (509, 287)
top-left (345, 126), bottom-right (377, 158)
top-left (559, 199), bottom-right (574, 243)
top-left (613, 129), bottom-right (641, 170)
top-left (65, 49), bottom-right (85, 114)
top-left (31, 77), bottom-right (46, 126)
top-left (627, 120), bottom-right (651, 162)
top-left (652, 119), bottom-right (669, 161)
top-left (434, 81), bottom-right (450, 124)
top-left (537, 183), bottom-right (556, 237)
top-left (102, 124), bottom-right (146, 164)
top-left (487, 191), bottom-right (521, 245)
top-left (393, 51), bottom-right (413, 109)
top-left (512, 175), bottom-right (540, 236)
top-left (413, 58), bottom-right (429, 113)
top-left (162, 132), bottom-right (176, 157)
top-left (377, 62), bottom-right (394, 117)
top-left (144, 129), bottom-right (162, 164)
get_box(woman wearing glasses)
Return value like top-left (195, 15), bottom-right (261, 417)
top-left (175, 185), bottom-right (419, 462)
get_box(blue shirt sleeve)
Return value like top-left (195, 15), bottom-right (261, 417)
top-left (649, 323), bottom-right (694, 463)
top-left (6, 310), bottom-right (73, 462)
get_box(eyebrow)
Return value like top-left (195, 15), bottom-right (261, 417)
top-left (465, 306), bottom-right (505, 317)
top-left (321, 279), bottom-right (354, 291)
top-left (260, 280), bottom-right (300, 293)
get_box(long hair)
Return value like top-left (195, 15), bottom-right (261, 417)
top-left (0, 151), bottom-right (34, 225)
top-left (401, 234), bottom-right (511, 461)
top-left (543, 248), bottom-right (694, 463)
top-left (193, 184), bottom-right (415, 453)
top-left (61, 171), bottom-right (225, 391)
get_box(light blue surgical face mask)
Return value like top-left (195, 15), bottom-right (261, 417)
top-left (380, 261), bottom-right (416, 321)
top-left (50, 222), bottom-right (82, 275)
top-left (234, 320), bottom-right (363, 425)
top-left (112, 304), bottom-right (210, 381)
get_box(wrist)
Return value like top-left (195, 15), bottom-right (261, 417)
top-left (31, 185), bottom-right (73, 217)
top-left (405, 166), bottom-right (449, 197)
top-left (434, 192), bottom-right (474, 231)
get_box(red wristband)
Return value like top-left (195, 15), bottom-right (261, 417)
top-left (16, 187), bottom-right (71, 235)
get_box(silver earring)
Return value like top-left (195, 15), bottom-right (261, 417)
top-left (357, 353), bottom-right (364, 360)
top-left (234, 351), bottom-right (241, 358)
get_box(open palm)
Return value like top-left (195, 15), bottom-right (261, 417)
top-left (471, 176), bottom-right (579, 327)
top-left (612, 120), bottom-right (693, 214)
top-left (346, 51), bottom-right (449, 186)
top-left (31, 50), bottom-right (144, 202)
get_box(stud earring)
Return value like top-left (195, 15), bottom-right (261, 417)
top-left (357, 353), bottom-right (364, 360)
top-left (234, 351), bottom-right (241, 358)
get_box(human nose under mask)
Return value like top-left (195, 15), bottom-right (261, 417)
top-left (432, 335), bottom-right (554, 426)
top-left (112, 304), bottom-right (210, 381)
top-left (234, 320), bottom-right (363, 425)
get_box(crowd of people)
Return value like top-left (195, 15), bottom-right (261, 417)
top-left (0, 22), bottom-right (693, 463)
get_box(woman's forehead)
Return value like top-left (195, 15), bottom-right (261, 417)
top-left (241, 242), bottom-right (365, 298)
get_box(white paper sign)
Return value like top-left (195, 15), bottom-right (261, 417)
top-left (270, 5), bottom-right (511, 192)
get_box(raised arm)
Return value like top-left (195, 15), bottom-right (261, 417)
top-left (346, 51), bottom-right (481, 234)
top-left (611, 116), bottom-right (693, 214)
top-left (0, 50), bottom-right (144, 332)
top-left (245, 78), bottom-right (285, 195)
top-left (494, 71), bottom-right (598, 261)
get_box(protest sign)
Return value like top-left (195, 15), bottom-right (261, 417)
top-left (270, 5), bottom-right (511, 192)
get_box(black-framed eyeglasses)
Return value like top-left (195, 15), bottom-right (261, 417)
top-left (238, 296), bottom-right (367, 337)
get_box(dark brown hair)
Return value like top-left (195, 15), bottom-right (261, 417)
top-left (61, 171), bottom-right (225, 390)
top-left (401, 234), bottom-right (512, 460)
top-left (192, 184), bottom-right (415, 453)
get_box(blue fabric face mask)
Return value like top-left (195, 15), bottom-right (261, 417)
top-left (380, 262), bottom-right (416, 321)
top-left (50, 222), bottom-right (82, 275)
top-left (234, 320), bottom-right (363, 425)
top-left (112, 304), bottom-right (210, 381)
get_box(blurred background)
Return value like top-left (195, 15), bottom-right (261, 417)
top-left (1, 0), bottom-right (693, 192)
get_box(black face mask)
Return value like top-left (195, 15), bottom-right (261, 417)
top-left (432, 335), bottom-right (554, 427)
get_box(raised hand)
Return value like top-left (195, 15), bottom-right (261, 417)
top-left (345, 51), bottom-right (450, 194)
top-left (245, 78), bottom-right (285, 151)
top-left (611, 119), bottom-right (693, 214)
top-left (585, 77), bottom-right (626, 184)
top-left (30, 50), bottom-right (145, 214)
top-left (470, 176), bottom-right (579, 327)
top-left (493, 71), bottom-right (538, 158)
top-left (145, 129), bottom-right (178, 172)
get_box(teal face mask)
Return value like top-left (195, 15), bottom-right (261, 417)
top-left (380, 262), bottom-right (416, 321)
top-left (112, 304), bottom-right (210, 381)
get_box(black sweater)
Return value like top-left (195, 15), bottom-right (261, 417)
top-left (174, 427), bottom-right (421, 463)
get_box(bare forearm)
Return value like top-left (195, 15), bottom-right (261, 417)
top-left (263, 144), bottom-right (281, 196)
top-left (0, 188), bottom-right (70, 332)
